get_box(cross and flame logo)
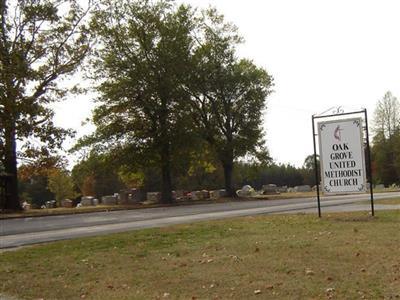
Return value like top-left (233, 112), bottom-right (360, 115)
top-left (334, 125), bottom-right (343, 141)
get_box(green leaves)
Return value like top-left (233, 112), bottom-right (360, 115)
top-left (79, 1), bottom-right (274, 197)
top-left (85, 0), bottom-right (194, 169)
top-left (1, 0), bottom-right (93, 209)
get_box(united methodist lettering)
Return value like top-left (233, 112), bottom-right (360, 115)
top-left (318, 118), bottom-right (367, 194)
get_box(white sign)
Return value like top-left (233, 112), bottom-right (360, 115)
top-left (318, 118), bottom-right (366, 194)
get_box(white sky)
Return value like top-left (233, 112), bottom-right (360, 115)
top-left (53, 0), bottom-right (400, 167)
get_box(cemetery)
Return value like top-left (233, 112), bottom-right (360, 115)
top-left (15, 185), bottom-right (315, 211)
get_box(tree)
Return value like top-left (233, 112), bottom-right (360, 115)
top-left (81, 0), bottom-right (195, 203)
top-left (301, 154), bottom-right (319, 186)
top-left (372, 91), bottom-right (400, 185)
top-left (187, 10), bottom-right (273, 196)
top-left (373, 91), bottom-right (400, 139)
top-left (47, 168), bottom-right (75, 205)
top-left (71, 152), bottom-right (125, 198)
top-left (18, 154), bottom-right (66, 207)
top-left (0, 0), bottom-right (92, 210)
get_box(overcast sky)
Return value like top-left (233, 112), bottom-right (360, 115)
top-left (54, 0), bottom-right (400, 167)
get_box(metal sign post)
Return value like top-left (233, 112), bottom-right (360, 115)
top-left (363, 110), bottom-right (375, 216)
top-left (311, 118), bottom-right (321, 218)
top-left (312, 109), bottom-right (374, 217)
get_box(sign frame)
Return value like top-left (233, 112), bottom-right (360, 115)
top-left (311, 109), bottom-right (374, 217)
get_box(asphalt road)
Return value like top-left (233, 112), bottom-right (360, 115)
top-left (1, 192), bottom-right (399, 249)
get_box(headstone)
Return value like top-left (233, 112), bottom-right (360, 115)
top-left (172, 190), bottom-right (185, 201)
top-left (191, 191), bottom-right (203, 201)
top-left (81, 196), bottom-right (94, 206)
top-left (22, 201), bottom-right (31, 210)
top-left (278, 186), bottom-right (288, 193)
top-left (219, 189), bottom-right (227, 197)
top-left (294, 185), bottom-right (312, 192)
top-left (129, 189), bottom-right (146, 203)
top-left (102, 195), bottom-right (117, 205)
top-left (201, 190), bottom-right (210, 199)
top-left (210, 189), bottom-right (227, 199)
top-left (262, 184), bottom-right (279, 194)
top-left (61, 199), bottom-right (73, 208)
top-left (183, 191), bottom-right (192, 200)
top-left (312, 185), bottom-right (321, 192)
top-left (242, 185), bottom-right (253, 192)
top-left (45, 200), bottom-right (57, 208)
top-left (119, 190), bottom-right (129, 204)
top-left (236, 185), bottom-right (255, 197)
top-left (374, 184), bottom-right (385, 190)
top-left (119, 189), bottom-right (145, 204)
top-left (146, 192), bottom-right (161, 203)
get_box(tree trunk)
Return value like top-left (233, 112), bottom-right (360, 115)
top-left (160, 144), bottom-right (173, 203)
top-left (159, 96), bottom-right (173, 204)
top-left (2, 123), bottom-right (21, 210)
top-left (223, 161), bottom-right (236, 197)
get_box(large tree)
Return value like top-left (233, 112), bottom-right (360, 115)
top-left (82, 0), bottom-right (195, 203)
top-left (372, 91), bottom-right (400, 185)
top-left (187, 10), bottom-right (273, 196)
top-left (0, 0), bottom-right (92, 210)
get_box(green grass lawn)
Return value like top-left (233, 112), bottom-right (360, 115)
top-left (1, 211), bottom-right (399, 299)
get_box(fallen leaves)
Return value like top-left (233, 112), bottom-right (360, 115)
top-left (228, 255), bottom-right (242, 262)
top-left (326, 287), bottom-right (335, 299)
top-left (305, 268), bottom-right (315, 276)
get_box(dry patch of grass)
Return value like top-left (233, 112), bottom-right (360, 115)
top-left (360, 197), bottom-right (400, 206)
top-left (374, 197), bottom-right (400, 205)
top-left (1, 211), bottom-right (399, 299)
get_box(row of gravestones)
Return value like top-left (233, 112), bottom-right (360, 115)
top-left (73, 188), bottom-right (229, 207)
top-left (261, 184), bottom-right (313, 194)
top-left (73, 185), bottom-right (315, 208)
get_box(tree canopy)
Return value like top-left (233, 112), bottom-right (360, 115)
top-left (0, 0), bottom-right (92, 209)
top-left (372, 91), bottom-right (400, 185)
top-left (187, 9), bottom-right (273, 195)
top-left (79, 0), bottom-right (196, 203)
